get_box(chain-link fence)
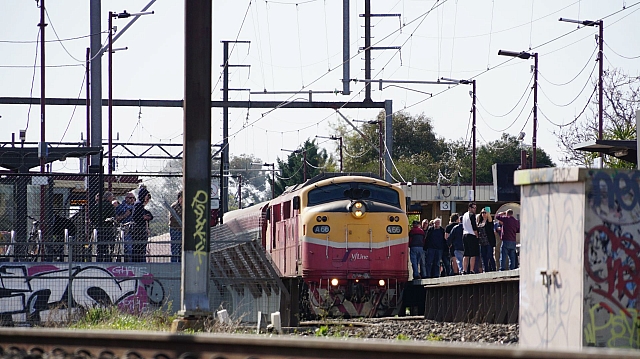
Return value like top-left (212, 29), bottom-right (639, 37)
top-left (0, 172), bottom-right (282, 326)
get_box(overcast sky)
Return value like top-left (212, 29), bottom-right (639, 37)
top-left (1, 0), bottom-right (639, 177)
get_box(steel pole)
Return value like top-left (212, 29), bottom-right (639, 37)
top-left (339, 137), bottom-right (343, 172)
top-left (532, 53), bottom-right (538, 169)
top-left (342, 0), bottom-right (350, 95)
top-left (598, 20), bottom-right (604, 167)
top-left (39, 0), bottom-right (46, 173)
top-left (108, 12), bottom-right (113, 188)
top-left (364, 0), bottom-right (371, 101)
top-left (86, 47), bottom-right (91, 167)
top-left (181, 0), bottom-right (212, 317)
top-left (472, 80), bottom-right (477, 194)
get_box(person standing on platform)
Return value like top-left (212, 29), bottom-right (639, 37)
top-left (461, 202), bottom-right (479, 274)
top-left (495, 209), bottom-right (519, 270)
top-left (408, 220), bottom-right (426, 280)
top-left (168, 190), bottom-right (183, 262)
top-left (116, 192), bottom-right (135, 260)
top-left (424, 218), bottom-right (446, 278)
top-left (131, 186), bottom-right (153, 262)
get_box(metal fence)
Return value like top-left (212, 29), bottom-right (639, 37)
top-left (0, 172), bottom-right (281, 326)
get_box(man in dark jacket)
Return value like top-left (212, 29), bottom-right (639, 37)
top-left (408, 221), bottom-right (425, 280)
top-left (130, 186), bottom-right (154, 262)
top-left (424, 218), bottom-right (446, 278)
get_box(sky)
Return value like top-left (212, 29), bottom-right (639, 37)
top-left (0, 0), bottom-right (639, 177)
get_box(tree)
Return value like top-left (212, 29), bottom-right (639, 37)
top-left (228, 154), bottom-right (271, 208)
top-left (330, 111), bottom-right (447, 182)
top-left (555, 68), bottom-right (640, 168)
top-left (274, 139), bottom-right (335, 196)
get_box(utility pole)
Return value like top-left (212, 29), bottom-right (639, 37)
top-left (441, 78), bottom-right (476, 193)
top-left (533, 53), bottom-right (538, 169)
top-left (364, 0), bottom-right (371, 101)
top-left (498, 50), bottom-right (539, 168)
top-left (360, 1), bottom-right (401, 102)
top-left (38, 0), bottom-right (46, 173)
top-left (220, 40), bottom-right (250, 221)
top-left (559, 17), bottom-right (604, 167)
top-left (342, 0), bottom-right (350, 95)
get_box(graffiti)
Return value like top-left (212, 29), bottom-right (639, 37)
top-left (584, 225), bottom-right (639, 315)
top-left (590, 171), bottom-right (640, 225)
top-left (584, 303), bottom-right (640, 348)
top-left (0, 264), bottom-right (166, 326)
top-left (191, 190), bottom-right (209, 270)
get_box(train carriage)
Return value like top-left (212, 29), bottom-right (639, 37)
top-left (215, 173), bottom-right (410, 318)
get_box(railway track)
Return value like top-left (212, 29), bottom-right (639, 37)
top-left (0, 328), bottom-right (638, 359)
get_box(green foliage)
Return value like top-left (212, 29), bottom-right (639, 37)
top-left (396, 333), bottom-right (410, 340)
top-left (425, 332), bottom-right (443, 341)
top-left (315, 325), bottom-right (330, 337)
top-left (70, 306), bottom-right (177, 331)
top-left (329, 111), bottom-right (555, 184)
top-left (274, 139), bottom-right (335, 196)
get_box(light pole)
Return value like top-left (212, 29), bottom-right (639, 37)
top-left (316, 135), bottom-right (343, 172)
top-left (441, 77), bottom-right (476, 194)
top-left (108, 10), bottom-right (152, 182)
top-left (498, 50), bottom-right (539, 168)
top-left (559, 17), bottom-right (604, 166)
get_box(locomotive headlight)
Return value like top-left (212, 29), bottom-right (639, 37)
top-left (350, 201), bottom-right (367, 218)
top-left (313, 225), bottom-right (330, 234)
top-left (331, 278), bottom-right (339, 286)
top-left (378, 279), bottom-right (386, 287)
top-left (386, 225), bottom-right (402, 234)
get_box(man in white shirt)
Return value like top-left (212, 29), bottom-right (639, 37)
top-left (461, 202), bottom-right (479, 274)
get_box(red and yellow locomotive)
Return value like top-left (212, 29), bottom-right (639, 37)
top-left (217, 173), bottom-right (409, 317)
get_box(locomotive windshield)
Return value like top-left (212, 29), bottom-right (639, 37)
top-left (307, 182), bottom-right (401, 207)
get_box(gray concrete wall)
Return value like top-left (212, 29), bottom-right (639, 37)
top-left (516, 168), bottom-right (640, 350)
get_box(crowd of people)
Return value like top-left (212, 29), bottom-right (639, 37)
top-left (91, 186), bottom-right (184, 262)
top-left (409, 202), bottom-right (520, 279)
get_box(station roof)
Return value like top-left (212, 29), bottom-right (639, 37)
top-left (574, 140), bottom-right (637, 164)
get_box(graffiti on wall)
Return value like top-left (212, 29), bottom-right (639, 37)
top-left (585, 170), bottom-right (640, 348)
top-left (0, 264), bottom-right (166, 326)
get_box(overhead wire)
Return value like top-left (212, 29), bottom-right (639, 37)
top-left (476, 74), bottom-right (533, 118)
top-left (58, 74), bottom-right (86, 143)
top-left (604, 40), bottom-right (640, 59)
top-left (538, 61), bottom-right (597, 108)
top-left (539, 84), bottom-right (597, 128)
top-left (45, 8), bottom-right (84, 63)
top-left (25, 28), bottom-right (41, 133)
top-left (538, 45), bottom-right (597, 86)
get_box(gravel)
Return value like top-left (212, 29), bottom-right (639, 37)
top-left (289, 317), bottom-right (519, 344)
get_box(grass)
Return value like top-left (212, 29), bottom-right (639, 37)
top-left (67, 306), bottom-right (177, 331)
top-left (425, 332), bottom-right (443, 341)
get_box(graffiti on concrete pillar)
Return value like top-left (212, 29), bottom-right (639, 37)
top-left (585, 170), bottom-right (640, 348)
top-left (0, 264), bottom-right (166, 326)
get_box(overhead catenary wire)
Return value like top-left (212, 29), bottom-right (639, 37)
top-left (45, 9), bottom-right (85, 63)
top-left (537, 61), bottom-right (597, 108)
top-left (538, 45), bottom-right (597, 86)
top-left (604, 40), bottom-right (640, 59)
top-left (476, 74), bottom-right (533, 118)
top-left (58, 74), bottom-right (86, 143)
top-left (539, 85), bottom-right (598, 128)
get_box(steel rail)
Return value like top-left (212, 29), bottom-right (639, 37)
top-left (0, 328), bottom-right (638, 359)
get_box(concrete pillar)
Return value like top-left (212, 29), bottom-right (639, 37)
top-left (516, 167), bottom-right (640, 349)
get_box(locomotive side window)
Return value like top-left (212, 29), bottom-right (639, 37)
top-left (283, 201), bottom-right (291, 219)
top-left (307, 182), bottom-right (401, 208)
